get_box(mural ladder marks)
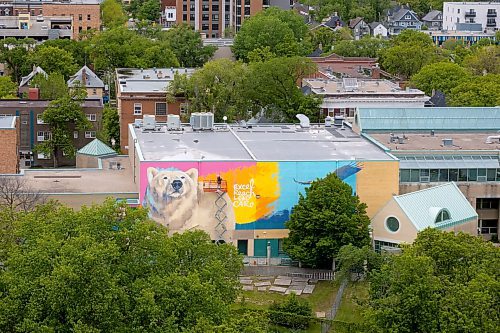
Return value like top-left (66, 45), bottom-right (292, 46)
top-left (215, 189), bottom-right (228, 242)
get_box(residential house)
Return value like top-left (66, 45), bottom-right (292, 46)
top-left (0, 99), bottom-right (103, 167)
top-left (348, 17), bottom-right (370, 40)
top-left (371, 183), bottom-right (478, 251)
top-left (422, 10), bottom-right (443, 30)
top-left (302, 77), bottom-right (429, 120)
top-left (19, 66), bottom-right (47, 96)
top-left (368, 22), bottom-right (388, 37)
top-left (443, 2), bottom-right (499, 32)
top-left (115, 67), bottom-right (196, 152)
top-left (0, 116), bottom-right (20, 174)
top-left (354, 107), bottom-right (500, 241)
top-left (67, 65), bottom-right (105, 100)
top-left (386, 7), bottom-right (422, 35)
top-left (316, 14), bottom-right (345, 30)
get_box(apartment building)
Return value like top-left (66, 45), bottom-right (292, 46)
top-left (0, 116), bottom-right (20, 174)
top-left (0, 99), bottom-right (103, 167)
top-left (42, 0), bottom-right (101, 39)
top-left (443, 2), bottom-right (499, 31)
top-left (115, 68), bottom-right (196, 152)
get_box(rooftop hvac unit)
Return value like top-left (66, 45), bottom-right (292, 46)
top-left (333, 116), bottom-right (344, 126)
top-left (190, 113), bottom-right (202, 130)
top-left (167, 114), bottom-right (181, 130)
top-left (133, 119), bottom-right (143, 128)
top-left (325, 116), bottom-right (332, 127)
top-left (296, 114), bottom-right (310, 128)
top-left (442, 138), bottom-right (453, 147)
top-left (143, 115), bottom-right (156, 130)
top-left (200, 112), bottom-right (214, 130)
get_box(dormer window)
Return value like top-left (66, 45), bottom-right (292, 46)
top-left (435, 209), bottom-right (451, 223)
top-left (405, 15), bottom-right (411, 19)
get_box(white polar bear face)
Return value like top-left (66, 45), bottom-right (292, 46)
top-left (147, 167), bottom-right (198, 201)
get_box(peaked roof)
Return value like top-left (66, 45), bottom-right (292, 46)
top-left (391, 8), bottom-right (420, 22)
top-left (308, 48), bottom-right (323, 57)
top-left (394, 183), bottom-right (477, 231)
top-left (422, 10), bottom-right (442, 21)
top-left (356, 107), bottom-right (500, 132)
top-left (323, 15), bottom-right (344, 28)
top-left (19, 66), bottom-right (47, 87)
top-left (348, 17), bottom-right (364, 28)
top-left (77, 139), bottom-right (117, 157)
top-left (67, 65), bottom-right (104, 89)
top-left (369, 21), bottom-right (387, 30)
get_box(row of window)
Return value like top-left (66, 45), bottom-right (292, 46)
top-left (400, 168), bottom-right (500, 183)
top-left (133, 102), bottom-right (173, 116)
top-left (37, 130), bottom-right (95, 142)
top-left (37, 114), bottom-right (96, 124)
top-left (479, 219), bottom-right (498, 235)
top-left (476, 198), bottom-right (499, 210)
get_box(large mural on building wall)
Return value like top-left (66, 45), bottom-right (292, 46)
top-left (141, 161), bottom-right (362, 241)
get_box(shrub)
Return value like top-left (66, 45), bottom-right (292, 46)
top-left (269, 294), bottom-right (313, 329)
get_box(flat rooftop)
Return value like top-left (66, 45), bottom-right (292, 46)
top-left (116, 68), bottom-right (196, 94)
top-left (22, 156), bottom-right (137, 194)
top-left (303, 78), bottom-right (425, 96)
top-left (0, 116), bottom-right (16, 129)
top-left (132, 124), bottom-right (394, 161)
top-left (370, 132), bottom-right (500, 151)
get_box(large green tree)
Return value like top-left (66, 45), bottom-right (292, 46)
top-left (35, 88), bottom-right (91, 167)
top-left (232, 9), bottom-right (309, 62)
top-left (161, 24), bottom-right (216, 67)
top-left (331, 36), bottom-right (388, 58)
top-left (303, 0), bottom-right (390, 22)
top-left (31, 72), bottom-right (68, 100)
top-left (29, 46), bottom-right (79, 79)
top-left (0, 200), bottom-right (243, 332)
top-left (100, 105), bottom-right (121, 151)
top-left (245, 56), bottom-right (320, 122)
top-left (37, 39), bottom-right (88, 67)
top-left (410, 62), bottom-right (470, 95)
top-left (101, 0), bottom-right (127, 28)
top-left (365, 228), bottom-right (500, 333)
top-left (0, 38), bottom-right (36, 82)
top-left (448, 74), bottom-right (500, 107)
top-left (0, 76), bottom-right (17, 99)
top-left (463, 45), bottom-right (500, 75)
top-left (284, 173), bottom-right (371, 268)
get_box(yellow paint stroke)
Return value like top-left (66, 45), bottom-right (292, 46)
top-left (199, 162), bottom-right (280, 224)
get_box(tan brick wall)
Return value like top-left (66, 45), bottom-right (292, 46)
top-left (0, 124), bottom-right (19, 174)
top-left (118, 94), bottom-right (183, 152)
top-left (42, 3), bottom-right (101, 39)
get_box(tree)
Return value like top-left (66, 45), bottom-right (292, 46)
top-left (410, 62), bottom-right (470, 95)
top-left (269, 294), bottom-right (313, 329)
top-left (232, 14), bottom-right (304, 62)
top-left (302, 0), bottom-right (389, 22)
top-left (448, 74), bottom-right (500, 107)
top-left (168, 59), bottom-right (253, 122)
top-left (0, 38), bottom-right (36, 82)
top-left (0, 76), bottom-right (17, 99)
top-left (284, 173), bottom-right (371, 268)
top-left (35, 89), bottom-right (91, 168)
top-left (0, 200), bottom-right (243, 332)
top-left (309, 27), bottom-right (353, 52)
top-left (31, 72), bottom-right (68, 99)
top-left (364, 228), bottom-right (500, 333)
top-left (137, 0), bottom-right (161, 21)
top-left (463, 45), bottom-right (500, 75)
top-left (381, 43), bottom-right (441, 79)
top-left (37, 39), bottom-right (88, 67)
top-left (245, 56), bottom-right (320, 122)
top-left (100, 105), bottom-right (120, 151)
top-left (161, 24), bottom-right (216, 67)
top-left (101, 0), bottom-right (127, 28)
top-left (336, 244), bottom-right (382, 282)
top-left (28, 46), bottom-right (78, 79)
top-left (331, 36), bottom-right (388, 58)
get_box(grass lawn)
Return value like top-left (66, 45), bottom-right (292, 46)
top-left (334, 281), bottom-right (369, 324)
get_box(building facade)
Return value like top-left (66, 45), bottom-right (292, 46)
top-left (443, 2), bottom-right (499, 32)
top-left (424, 29), bottom-right (496, 45)
top-left (67, 65), bottom-right (105, 100)
top-left (354, 107), bottom-right (500, 241)
top-left (129, 118), bottom-right (399, 258)
top-left (0, 99), bottom-right (103, 167)
top-left (42, 0), bottom-right (101, 39)
top-left (0, 116), bottom-right (20, 174)
top-left (422, 9), bottom-right (443, 30)
top-left (115, 68), bottom-right (196, 152)
top-left (386, 7), bottom-right (422, 35)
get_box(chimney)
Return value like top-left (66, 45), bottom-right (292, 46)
top-left (81, 67), bottom-right (87, 86)
top-left (28, 87), bottom-right (39, 100)
top-left (371, 66), bottom-right (380, 79)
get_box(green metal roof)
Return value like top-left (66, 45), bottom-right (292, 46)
top-left (394, 182), bottom-right (478, 231)
top-left (77, 139), bottom-right (117, 157)
top-left (356, 107), bottom-right (500, 132)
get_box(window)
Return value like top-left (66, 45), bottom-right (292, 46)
top-left (212, 23), bottom-right (219, 30)
top-left (190, 3), bottom-right (195, 10)
top-left (405, 15), bottom-right (411, 19)
top-left (79, 26), bottom-right (83, 33)
top-left (212, 4), bottom-right (219, 11)
top-left (202, 23), bottom-right (209, 30)
top-left (180, 103), bottom-right (188, 114)
top-left (202, 14), bottom-right (209, 21)
top-left (212, 13), bottom-right (219, 20)
top-left (86, 114), bottom-right (96, 121)
top-left (374, 240), bottom-right (399, 253)
top-left (85, 131), bottom-right (96, 138)
top-left (73, 131), bottom-right (78, 139)
top-left (155, 102), bottom-right (167, 115)
top-left (79, 14), bottom-right (82, 21)
top-left (244, 7), bottom-right (250, 15)
top-left (479, 220), bottom-right (498, 234)
top-left (386, 217), bottom-right (400, 232)
top-left (435, 209), bottom-right (451, 223)
top-left (237, 239), bottom-right (248, 255)
top-left (278, 238), bottom-right (286, 255)
top-left (202, 4), bottom-right (209, 11)
top-left (37, 153), bottom-right (50, 160)
top-left (134, 103), bottom-right (142, 115)
top-left (92, 88), bottom-right (97, 95)
top-left (36, 114), bottom-right (45, 124)
top-left (37, 131), bottom-right (51, 142)
top-left (167, 12), bottom-right (173, 19)
top-left (87, 14), bottom-right (91, 20)
top-left (190, 13), bottom-right (195, 21)
top-left (476, 198), bottom-right (499, 210)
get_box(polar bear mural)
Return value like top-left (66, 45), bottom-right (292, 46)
top-left (143, 167), bottom-right (235, 243)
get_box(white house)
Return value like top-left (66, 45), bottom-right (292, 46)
top-left (443, 2), bottom-right (499, 31)
top-left (369, 22), bottom-right (388, 37)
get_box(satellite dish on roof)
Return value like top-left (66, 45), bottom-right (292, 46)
top-left (296, 114), bottom-right (310, 128)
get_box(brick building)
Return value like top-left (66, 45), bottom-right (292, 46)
top-left (0, 116), bottom-right (20, 174)
top-left (115, 68), bottom-right (195, 152)
top-left (42, 0), bottom-right (101, 39)
top-left (0, 99), bottom-right (103, 167)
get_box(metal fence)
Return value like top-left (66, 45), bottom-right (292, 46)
top-left (242, 265), bottom-right (334, 280)
top-left (322, 279), bottom-right (348, 333)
